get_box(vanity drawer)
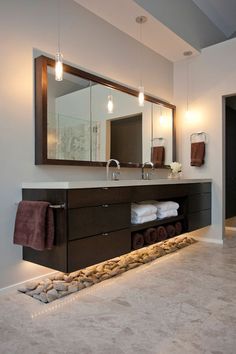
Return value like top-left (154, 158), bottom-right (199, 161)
top-left (188, 209), bottom-right (211, 232)
top-left (68, 203), bottom-right (131, 240)
top-left (132, 184), bottom-right (188, 202)
top-left (188, 183), bottom-right (211, 194)
top-left (68, 187), bottom-right (131, 208)
top-left (188, 193), bottom-right (211, 213)
top-left (68, 229), bottom-right (131, 272)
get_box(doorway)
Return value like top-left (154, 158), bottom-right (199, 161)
top-left (110, 114), bottom-right (142, 164)
top-left (224, 95), bottom-right (236, 246)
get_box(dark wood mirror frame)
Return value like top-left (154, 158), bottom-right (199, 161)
top-left (35, 55), bottom-right (176, 167)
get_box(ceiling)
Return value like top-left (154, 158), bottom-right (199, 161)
top-left (74, 0), bottom-right (236, 62)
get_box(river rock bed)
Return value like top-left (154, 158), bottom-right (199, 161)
top-left (18, 235), bottom-right (196, 303)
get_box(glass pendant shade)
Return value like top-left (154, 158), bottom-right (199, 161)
top-left (55, 51), bottom-right (63, 81)
top-left (138, 86), bottom-right (144, 107)
top-left (107, 94), bottom-right (114, 114)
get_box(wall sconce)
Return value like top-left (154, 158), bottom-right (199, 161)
top-left (136, 15), bottom-right (147, 107)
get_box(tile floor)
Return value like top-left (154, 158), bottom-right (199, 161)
top-left (224, 227), bottom-right (236, 248)
top-left (0, 240), bottom-right (235, 354)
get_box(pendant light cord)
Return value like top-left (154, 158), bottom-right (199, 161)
top-left (186, 59), bottom-right (189, 111)
top-left (57, 0), bottom-right (61, 52)
top-left (139, 21), bottom-right (143, 87)
top-left (136, 16), bottom-right (147, 88)
top-left (184, 51), bottom-right (193, 112)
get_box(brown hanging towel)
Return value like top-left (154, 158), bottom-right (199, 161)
top-left (191, 142), bottom-right (205, 166)
top-left (13, 201), bottom-right (54, 251)
top-left (151, 146), bottom-right (165, 167)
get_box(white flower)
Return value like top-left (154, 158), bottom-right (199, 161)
top-left (170, 162), bottom-right (182, 173)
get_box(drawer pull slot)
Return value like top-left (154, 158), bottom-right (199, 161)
top-left (102, 204), bottom-right (109, 208)
top-left (102, 233), bottom-right (109, 236)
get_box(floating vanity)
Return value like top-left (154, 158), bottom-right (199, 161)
top-left (21, 179), bottom-right (211, 272)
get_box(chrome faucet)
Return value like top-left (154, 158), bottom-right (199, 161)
top-left (106, 159), bottom-right (120, 180)
top-left (142, 161), bottom-right (154, 180)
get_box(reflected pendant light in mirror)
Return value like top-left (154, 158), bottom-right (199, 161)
top-left (138, 86), bottom-right (144, 107)
top-left (55, 0), bottom-right (63, 81)
top-left (160, 105), bottom-right (166, 125)
top-left (136, 16), bottom-right (147, 107)
top-left (107, 94), bottom-right (114, 114)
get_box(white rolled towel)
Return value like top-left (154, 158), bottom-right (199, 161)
top-left (131, 203), bottom-right (157, 217)
top-left (156, 209), bottom-right (178, 219)
top-left (131, 213), bottom-right (157, 225)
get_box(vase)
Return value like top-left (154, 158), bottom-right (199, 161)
top-left (168, 171), bottom-right (182, 179)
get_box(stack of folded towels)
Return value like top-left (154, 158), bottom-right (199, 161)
top-left (131, 203), bottom-right (157, 224)
top-left (131, 200), bottom-right (179, 224)
top-left (152, 200), bottom-right (179, 219)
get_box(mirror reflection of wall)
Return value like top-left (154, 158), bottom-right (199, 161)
top-left (47, 67), bottom-right (91, 161)
top-left (46, 65), bottom-right (173, 165)
top-left (152, 105), bottom-right (173, 166)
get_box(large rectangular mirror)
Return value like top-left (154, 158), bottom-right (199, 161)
top-left (35, 55), bottom-right (176, 167)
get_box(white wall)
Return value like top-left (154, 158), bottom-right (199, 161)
top-left (0, 0), bottom-right (173, 289)
top-left (174, 37), bottom-right (236, 243)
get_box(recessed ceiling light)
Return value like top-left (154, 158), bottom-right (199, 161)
top-left (183, 51), bottom-right (193, 57)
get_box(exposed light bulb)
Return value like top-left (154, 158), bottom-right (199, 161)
top-left (107, 94), bottom-right (114, 114)
top-left (138, 86), bottom-right (144, 107)
top-left (55, 51), bottom-right (63, 81)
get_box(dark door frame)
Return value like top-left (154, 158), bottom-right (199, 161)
top-left (222, 93), bottom-right (236, 235)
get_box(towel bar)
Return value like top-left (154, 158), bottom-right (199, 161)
top-left (49, 203), bottom-right (66, 209)
top-left (151, 137), bottom-right (166, 146)
top-left (15, 202), bottom-right (66, 209)
top-left (190, 132), bottom-right (207, 143)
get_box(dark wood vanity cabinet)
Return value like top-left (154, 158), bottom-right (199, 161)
top-left (67, 188), bottom-right (131, 272)
top-left (22, 187), bottom-right (131, 272)
top-left (22, 182), bottom-right (211, 273)
top-left (187, 183), bottom-right (211, 231)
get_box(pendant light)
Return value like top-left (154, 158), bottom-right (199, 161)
top-left (107, 93), bottom-right (114, 114)
top-left (160, 105), bottom-right (166, 126)
top-left (55, 0), bottom-right (63, 81)
top-left (184, 51), bottom-right (193, 119)
top-left (136, 16), bottom-right (147, 107)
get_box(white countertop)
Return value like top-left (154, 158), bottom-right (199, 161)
top-left (22, 178), bottom-right (212, 189)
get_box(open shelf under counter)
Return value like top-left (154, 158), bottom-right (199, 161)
top-left (131, 215), bottom-right (185, 232)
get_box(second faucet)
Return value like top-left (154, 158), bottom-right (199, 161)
top-left (142, 161), bottom-right (154, 180)
top-left (106, 159), bottom-right (120, 180)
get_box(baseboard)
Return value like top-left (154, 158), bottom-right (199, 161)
top-left (197, 237), bottom-right (223, 245)
top-left (0, 271), bottom-right (57, 295)
top-left (225, 226), bottom-right (236, 231)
